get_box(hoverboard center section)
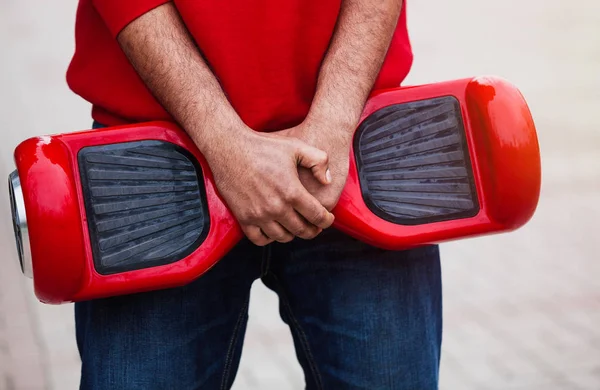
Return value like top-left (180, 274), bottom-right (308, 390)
top-left (354, 96), bottom-right (479, 225)
top-left (78, 141), bottom-right (210, 275)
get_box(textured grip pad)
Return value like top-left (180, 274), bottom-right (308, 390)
top-left (78, 141), bottom-right (209, 275)
top-left (354, 96), bottom-right (479, 225)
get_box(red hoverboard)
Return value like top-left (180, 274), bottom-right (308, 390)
top-left (9, 76), bottom-right (541, 304)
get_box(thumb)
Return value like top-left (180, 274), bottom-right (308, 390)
top-left (293, 141), bottom-right (331, 185)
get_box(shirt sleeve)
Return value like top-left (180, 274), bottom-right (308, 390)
top-left (93, 0), bottom-right (171, 38)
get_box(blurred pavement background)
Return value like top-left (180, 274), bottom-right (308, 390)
top-left (1, 0), bottom-right (599, 389)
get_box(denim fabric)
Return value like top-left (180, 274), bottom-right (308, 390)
top-left (77, 122), bottom-right (442, 390)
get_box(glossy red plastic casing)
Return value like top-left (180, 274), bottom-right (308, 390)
top-left (15, 124), bottom-right (242, 304)
top-left (14, 76), bottom-right (541, 304)
top-left (333, 76), bottom-right (541, 249)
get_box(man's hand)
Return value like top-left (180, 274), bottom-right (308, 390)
top-left (203, 116), bottom-right (335, 246)
top-left (277, 117), bottom-right (353, 211)
top-left (277, 0), bottom-right (402, 211)
top-left (283, 0), bottom-right (402, 201)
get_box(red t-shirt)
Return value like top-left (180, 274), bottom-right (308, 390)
top-left (67, 0), bottom-right (413, 131)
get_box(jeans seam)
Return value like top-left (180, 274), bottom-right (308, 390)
top-left (267, 272), bottom-right (324, 390)
top-left (219, 295), bottom-right (250, 390)
top-left (260, 245), bottom-right (272, 278)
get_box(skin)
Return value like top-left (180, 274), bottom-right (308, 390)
top-left (280, 0), bottom-right (402, 210)
top-left (117, 0), bottom-right (402, 246)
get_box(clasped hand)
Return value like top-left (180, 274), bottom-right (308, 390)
top-left (205, 117), bottom-right (352, 246)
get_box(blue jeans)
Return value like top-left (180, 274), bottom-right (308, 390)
top-left (76, 123), bottom-right (442, 390)
top-left (76, 230), bottom-right (442, 390)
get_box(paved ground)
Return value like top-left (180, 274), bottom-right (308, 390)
top-left (1, 0), bottom-right (599, 389)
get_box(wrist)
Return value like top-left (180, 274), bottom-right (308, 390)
top-left (304, 109), bottom-right (356, 146)
top-left (186, 104), bottom-right (254, 161)
top-left (306, 102), bottom-right (358, 131)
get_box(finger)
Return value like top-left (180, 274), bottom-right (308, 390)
top-left (277, 209), bottom-right (322, 240)
top-left (260, 221), bottom-right (295, 243)
top-left (290, 186), bottom-right (335, 229)
top-left (242, 225), bottom-right (274, 246)
top-left (294, 142), bottom-right (331, 185)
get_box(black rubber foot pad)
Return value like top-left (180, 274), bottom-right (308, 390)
top-left (78, 141), bottom-right (209, 275)
top-left (354, 96), bottom-right (479, 225)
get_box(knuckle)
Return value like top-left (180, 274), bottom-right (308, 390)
top-left (293, 225), bottom-right (308, 237)
top-left (240, 208), bottom-right (260, 224)
top-left (244, 230), bottom-right (263, 246)
top-left (278, 234), bottom-right (294, 243)
top-left (288, 141), bottom-right (300, 154)
top-left (252, 236), bottom-right (270, 247)
top-left (291, 139), bottom-right (303, 149)
top-left (267, 201), bottom-right (286, 217)
top-left (306, 228), bottom-right (320, 239)
top-left (313, 209), bottom-right (333, 228)
top-left (270, 232), bottom-right (284, 241)
top-left (284, 188), bottom-right (301, 203)
top-left (311, 209), bottom-right (326, 225)
top-left (295, 224), bottom-right (319, 239)
top-left (253, 208), bottom-right (272, 222)
top-left (238, 213), bottom-right (251, 225)
top-left (254, 240), bottom-right (267, 247)
top-left (303, 230), bottom-right (319, 240)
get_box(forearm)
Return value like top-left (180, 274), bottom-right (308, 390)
top-left (308, 0), bottom-right (402, 130)
top-left (114, 3), bottom-right (334, 243)
top-left (116, 3), bottom-right (248, 159)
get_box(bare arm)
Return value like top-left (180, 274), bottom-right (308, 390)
top-left (308, 0), bottom-right (402, 129)
top-left (116, 3), bottom-right (246, 157)
top-left (117, 3), bottom-right (334, 245)
top-left (281, 0), bottom-right (403, 209)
